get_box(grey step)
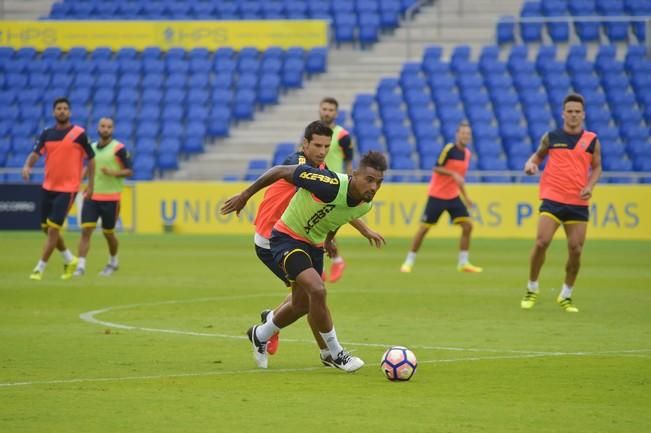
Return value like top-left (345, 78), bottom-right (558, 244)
top-left (1, 0), bottom-right (53, 19)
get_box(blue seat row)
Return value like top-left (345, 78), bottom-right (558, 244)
top-left (497, 0), bottom-right (650, 44)
top-left (0, 45), bottom-right (329, 181)
top-left (45, 0), bottom-right (420, 45)
top-left (251, 42), bottom-right (650, 184)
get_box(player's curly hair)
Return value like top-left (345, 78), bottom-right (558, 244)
top-left (360, 151), bottom-right (388, 172)
top-left (303, 120), bottom-right (333, 142)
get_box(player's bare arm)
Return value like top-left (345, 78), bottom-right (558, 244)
top-left (101, 167), bottom-right (133, 177)
top-left (21, 152), bottom-right (39, 181)
top-left (85, 158), bottom-right (95, 198)
top-left (459, 183), bottom-right (473, 209)
top-left (324, 230), bottom-right (338, 258)
top-left (581, 138), bottom-right (603, 200)
top-left (349, 219), bottom-right (385, 248)
top-left (525, 133), bottom-right (550, 175)
top-left (221, 165), bottom-right (298, 215)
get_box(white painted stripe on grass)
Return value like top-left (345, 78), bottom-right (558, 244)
top-left (3, 350), bottom-right (649, 388)
top-left (79, 296), bottom-right (556, 355)
top-left (79, 296), bottom-right (651, 357)
top-left (0, 366), bottom-right (322, 388)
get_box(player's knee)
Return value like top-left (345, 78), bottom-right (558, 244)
top-left (535, 237), bottom-right (552, 250)
top-left (308, 283), bottom-right (327, 304)
top-left (82, 227), bottom-right (94, 237)
top-left (290, 295), bottom-right (309, 315)
top-left (461, 222), bottom-right (473, 233)
top-left (568, 242), bottom-right (583, 256)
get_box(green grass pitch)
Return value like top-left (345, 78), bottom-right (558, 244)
top-left (1, 232), bottom-right (650, 433)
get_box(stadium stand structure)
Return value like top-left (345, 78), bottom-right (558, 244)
top-left (45, 0), bottom-right (419, 46)
top-left (2, 0), bottom-right (648, 183)
top-left (0, 45), bottom-right (330, 181)
top-left (261, 0), bottom-right (651, 183)
top-left (1, 0), bottom-right (437, 182)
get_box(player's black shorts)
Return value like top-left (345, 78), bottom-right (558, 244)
top-left (421, 195), bottom-right (470, 225)
top-left (270, 230), bottom-right (324, 282)
top-left (81, 199), bottom-right (120, 231)
top-left (255, 244), bottom-right (291, 287)
top-left (41, 188), bottom-right (76, 229)
top-left (540, 199), bottom-right (589, 223)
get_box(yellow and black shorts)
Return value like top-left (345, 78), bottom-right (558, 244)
top-left (40, 188), bottom-right (76, 229)
top-left (421, 195), bottom-right (470, 225)
top-left (81, 199), bottom-right (120, 231)
top-left (270, 230), bottom-right (324, 283)
top-left (540, 199), bottom-right (589, 224)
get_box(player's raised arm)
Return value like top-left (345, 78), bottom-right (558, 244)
top-left (220, 164), bottom-right (299, 215)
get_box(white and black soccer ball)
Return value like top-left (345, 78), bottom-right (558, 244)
top-left (380, 346), bottom-right (417, 381)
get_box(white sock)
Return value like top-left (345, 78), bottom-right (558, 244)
top-left (458, 250), bottom-right (469, 265)
top-left (265, 310), bottom-right (275, 324)
top-left (319, 327), bottom-right (344, 357)
top-left (560, 284), bottom-right (573, 299)
top-left (320, 348), bottom-right (330, 359)
top-left (35, 260), bottom-right (47, 272)
top-left (61, 249), bottom-right (74, 264)
top-left (527, 280), bottom-right (539, 293)
top-left (77, 257), bottom-right (86, 270)
top-left (109, 255), bottom-right (118, 267)
top-left (332, 256), bottom-right (344, 264)
top-left (255, 318), bottom-right (280, 343)
top-left (404, 251), bottom-right (417, 265)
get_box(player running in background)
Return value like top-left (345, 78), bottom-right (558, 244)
top-left (520, 93), bottom-right (602, 313)
top-left (253, 121), bottom-right (330, 358)
top-left (22, 97), bottom-right (95, 280)
top-left (221, 151), bottom-right (387, 372)
top-left (71, 118), bottom-right (132, 278)
top-left (319, 97), bottom-right (353, 282)
top-left (401, 121), bottom-right (482, 273)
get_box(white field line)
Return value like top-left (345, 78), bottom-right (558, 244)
top-left (2, 351), bottom-right (649, 388)
top-left (3, 296), bottom-right (648, 388)
top-left (79, 296), bottom-right (557, 355)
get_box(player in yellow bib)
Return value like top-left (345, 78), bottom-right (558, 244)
top-left (319, 97), bottom-right (354, 283)
top-left (70, 118), bottom-right (132, 278)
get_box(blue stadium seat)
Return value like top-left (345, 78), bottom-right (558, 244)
top-left (273, 142), bottom-right (298, 165)
top-left (182, 121), bottom-right (206, 154)
top-left (508, 155), bottom-right (529, 171)
top-left (283, 58), bottom-right (304, 88)
top-left (478, 157), bottom-right (511, 182)
top-left (306, 47), bottom-right (327, 74)
top-left (542, 1), bottom-right (570, 42)
top-left (15, 47), bottom-right (37, 60)
top-left (232, 90), bottom-right (256, 121)
top-left (475, 139), bottom-right (503, 158)
top-left (496, 16), bottom-right (516, 44)
top-left (628, 140), bottom-right (651, 159)
top-left (520, 2), bottom-right (543, 42)
top-left (245, 159), bottom-right (269, 181)
top-left (258, 74), bottom-right (281, 105)
top-left (390, 157), bottom-right (419, 183)
top-left (132, 155), bottom-right (156, 180)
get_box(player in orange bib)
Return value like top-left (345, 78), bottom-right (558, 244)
top-left (401, 121), bottom-right (482, 273)
top-left (22, 97), bottom-right (95, 280)
top-left (520, 93), bottom-right (602, 313)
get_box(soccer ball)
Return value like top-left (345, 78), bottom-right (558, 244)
top-left (380, 346), bottom-right (417, 381)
